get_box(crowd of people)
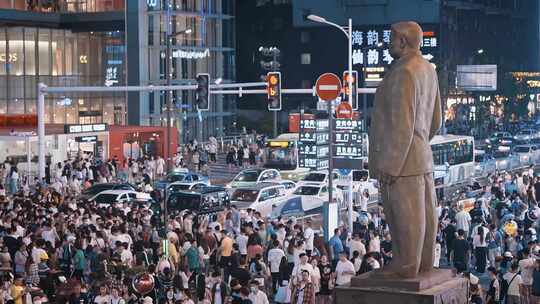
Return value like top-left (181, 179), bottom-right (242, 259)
top-left (0, 131), bottom-right (540, 303)
top-left (438, 169), bottom-right (540, 303)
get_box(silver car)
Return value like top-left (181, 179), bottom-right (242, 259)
top-left (513, 145), bottom-right (540, 166)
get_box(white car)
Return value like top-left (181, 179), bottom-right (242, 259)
top-left (514, 129), bottom-right (538, 142)
top-left (89, 190), bottom-right (152, 208)
top-left (230, 182), bottom-right (289, 217)
top-left (227, 168), bottom-right (281, 189)
top-left (297, 171), bottom-right (339, 186)
top-left (513, 144), bottom-right (540, 166)
top-left (292, 182), bottom-right (343, 205)
top-left (275, 180), bottom-right (297, 196)
top-left (168, 181), bottom-right (211, 192)
top-left (335, 170), bottom-right (378, 197)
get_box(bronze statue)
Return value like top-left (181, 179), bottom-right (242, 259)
top-left (369, 21), bottom-right (442, 279)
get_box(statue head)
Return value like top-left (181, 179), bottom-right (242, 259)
top-left (389, 21), bottom-right (423, 59)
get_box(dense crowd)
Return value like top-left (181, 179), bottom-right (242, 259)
top-left (439, 169), bottom-right (540, 303)
top-left (0, 134), bottom-right (539, 303)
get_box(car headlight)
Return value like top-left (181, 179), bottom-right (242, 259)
top-left (225, 184), bottom-right (232, 189)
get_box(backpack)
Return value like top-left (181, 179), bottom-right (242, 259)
top-left (500, 273), bottom-right (518, 301)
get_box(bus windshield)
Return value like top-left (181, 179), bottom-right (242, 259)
top-left (264, 146), bottom-right (297, 171)
top-left (432, 138), bottom-right (474, 166)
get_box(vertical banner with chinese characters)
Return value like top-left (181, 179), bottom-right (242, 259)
top-left (299, 118), bottom-right (330, 170)
top-left (351, 24), bottom-right (439, 87)
top-left (103, 32), bottom-right (125, 87)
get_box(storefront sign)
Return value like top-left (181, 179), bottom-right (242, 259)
top-left (65, 123), bottom-right (108, 134)
top-left (75, 136), bottom-right (97, 143)
top-left (0, 53), bottom-right (18, 63)
top-left (171, 48), bottom-right (210, 59)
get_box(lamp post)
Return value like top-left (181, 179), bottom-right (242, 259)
top-left (165, 27), bottom-right (192, 174)
top-left (164, 2), bottom-right (192, 237)
top-left (307, 14), bottom-right (355, 236)
top-left (307, 15), bottom-right (353, 114)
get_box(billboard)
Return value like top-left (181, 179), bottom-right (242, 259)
top-left (456, 65), bottom-right (497, 91)
top-left (351, 24), bottom-right (439, 87)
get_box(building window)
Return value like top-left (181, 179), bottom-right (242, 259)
top-left (300, 53), bottom-right (311, 65)
top-left (300, 31), bottom-right (310, 43)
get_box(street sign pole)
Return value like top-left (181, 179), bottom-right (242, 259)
top-left (314, 73), bottom-right (342, 241)
top-left (326, 98), bottom-right (335, 241)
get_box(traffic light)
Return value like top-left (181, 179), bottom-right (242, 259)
top-left (342, 71), bottom-right (358, 110)
top-left (267, 72), bottom-right (282, 111)
top-left (195, 73), bottom-right (210, 111)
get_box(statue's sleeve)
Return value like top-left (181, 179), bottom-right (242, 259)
top-left (387, 69), bottom-right (416, 176)
top-left (430, 83), bottom-right (442, 140)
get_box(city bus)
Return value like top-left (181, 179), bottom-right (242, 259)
top-left (264, 133), bottom-right (309, 181)
top-left (431, 134), bottom-right (475, 189)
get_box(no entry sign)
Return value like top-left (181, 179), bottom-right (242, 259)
top-left (315, 73), bottom-right (342, 101)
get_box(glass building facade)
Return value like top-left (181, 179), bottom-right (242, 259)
top-left (0, 28), bottom-right (126, 125)
top-left (0, 0), bottom-right (124, 13)
top-left (141, 0), bottom-right (236, 142)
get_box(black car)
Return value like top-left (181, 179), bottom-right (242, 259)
top-left (78, 183), bottom-right (136, 201)
top-left (166, 186), bottom-right (230, 223)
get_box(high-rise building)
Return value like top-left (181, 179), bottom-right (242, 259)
top-left (0, 0), bottom-right (126, 125)
top-left (0, 0), bottom-right (236, 166)
top-left (127, 0), bottom-right (236, 143)
top-left (236, 0), bottom-right (540, 130)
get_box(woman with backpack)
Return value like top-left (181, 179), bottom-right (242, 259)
top-left (501, 263), bottom-right (522, 304)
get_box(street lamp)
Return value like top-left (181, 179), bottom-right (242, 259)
top-left (477, 49), bottom-right (484, 54)
top-left (307, 14), bottom-right (353, 117)
top-left (164, 23), bottom-right (191, 238)
top-left (307, 14), bottom-right (355, 238)
top-left (165, 28), bottom-right (192, 174)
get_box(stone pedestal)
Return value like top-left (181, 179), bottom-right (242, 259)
top-left (334, 270), bottom-right (468, 304)
top-left (335, 277), bottom-right (468, 304)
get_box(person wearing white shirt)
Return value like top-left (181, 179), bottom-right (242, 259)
top-left (248, 280), bottom-right (269, 304)
top-left (291, 253), bottom-right (314, 285)
top-left (119, 244), bottom-right (133, 267)
top-left (31, 242), bottom-right (47, 264)
top-left (368, 231), bottom-right (380, 254)
top-left (348, 234), bottom-right (366, 260)
top-left (236, 231), bottom-right (249, 263)
top-left (93, 286), bottom-right (111, 304)
top-left (502, 264), bottom-right (522, 304)
top-left (518, 248), bottom-right (536, 301)
top-left (472, 225), bottom-right (489, 273)
top-left (335, 252), bottom-right (355, 286)
top-left (303, 221), bottom-right (314, 257)
top-left (41, 224), bottom-right (59, 248)
top-left (455, 205), bottom-right (472, 236)
top-left (267, 240), bottom-right (285, 293)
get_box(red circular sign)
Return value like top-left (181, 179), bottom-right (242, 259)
top-left (315, 73), bottom-right (342, 101)
top-left (336, 102), bottom-right (353, 119)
